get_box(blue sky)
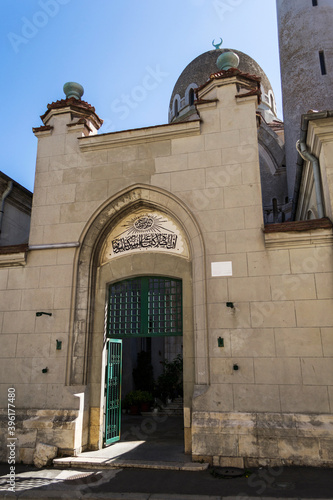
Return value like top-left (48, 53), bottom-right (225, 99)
top-left (1, 0), bottom-right (282, 192)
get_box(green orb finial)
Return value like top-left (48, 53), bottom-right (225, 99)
top-left (216, 50), bottom-right (240, 71)
top-left (212, 38), bottom-right (223, 50)
top-left (63, 82), bottom-right (84, 100)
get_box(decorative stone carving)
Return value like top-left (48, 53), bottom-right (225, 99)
top-left (100, 208), bottom-right (190, 263)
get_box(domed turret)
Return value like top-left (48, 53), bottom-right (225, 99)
top-left (168, 48), bottom-right (278, 124)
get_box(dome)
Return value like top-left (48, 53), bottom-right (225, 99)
top-left (168, 48), bottom-right (278, 123)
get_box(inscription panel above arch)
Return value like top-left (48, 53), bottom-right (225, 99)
top-left (100, 208), bottom-right (190, 264)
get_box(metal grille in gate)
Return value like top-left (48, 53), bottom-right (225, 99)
top-left (107, 277), bottom-right (182, 338)
top-left (105, 339), bottom-right (122, 445)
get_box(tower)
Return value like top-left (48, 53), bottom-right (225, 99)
top-left (276, 0), bottom-right (333, 203)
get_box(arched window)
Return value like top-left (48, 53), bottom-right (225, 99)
top-left (270, 94), bottom-right (274, 109)
top-left (319, 51), bottom-right (327, 75)
top-left (189, 88), bottom-right (195, 106)
top-left (174, 99), bottom-right (179, 118)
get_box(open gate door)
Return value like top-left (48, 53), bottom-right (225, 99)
top-left (105, 338), bottom-right (122, 445)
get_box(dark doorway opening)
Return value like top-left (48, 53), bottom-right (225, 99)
top-left (104, 276), bottom-right (184, 450)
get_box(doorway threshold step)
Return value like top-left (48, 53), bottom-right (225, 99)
top-left (53, 457), bottom-right (209, 471)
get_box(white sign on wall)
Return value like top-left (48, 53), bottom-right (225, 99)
top-left (211, 261), bottom-right (233, 277)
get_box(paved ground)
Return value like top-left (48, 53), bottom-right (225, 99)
top-left (0, 463), bottom-right (333, 499)
top-left (1, 416), bottom-right (332, 499)
top-left (54, 416), bottom-right (205, 471)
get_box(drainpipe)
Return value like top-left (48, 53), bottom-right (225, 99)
top-left (29, 242), bottom-right (80, 250)
top-left (0, 180), bottom-right (13, 236)
top-left (296, 140), bottom-right (324, 219)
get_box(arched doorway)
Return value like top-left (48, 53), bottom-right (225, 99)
top-left (67, 185), bottom-right (208, 456)
top-left (95, 251), bottom-right (192, 454)
top-left (105, 276), bottom-right (183, 445)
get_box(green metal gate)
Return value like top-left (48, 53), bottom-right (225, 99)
top-left (105, 277), bottom-right (182, 445)
top-left (107, 277), bottom-right (182, 338)
top-left (105, 339), bottom-right (122, 445)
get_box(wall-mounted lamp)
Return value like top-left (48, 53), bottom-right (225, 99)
top-left (226, 302), bottom-right (234, 309)
top-left (42, 367), bottom-right (48, 373)
top-left (36, 312), bottom-right (52, 317)
top-left (56, 340), bottom-right (62, 350)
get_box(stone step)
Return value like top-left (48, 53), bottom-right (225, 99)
top-left (159, 410), bottom-right (183, 416)
top-left (54, 456), bottom-right (209, 471)
top-left (164, 403), bottom-right (182, 409)
top-left (157, 398), bottom-right (183, 416)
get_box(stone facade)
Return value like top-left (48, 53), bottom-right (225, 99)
top-left (168, 48), bottom-right (290, 223)
top-left (1, 25), bottom-right (333, 466)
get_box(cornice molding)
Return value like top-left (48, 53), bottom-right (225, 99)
top-left (263, 218), bottom-right (333, 248)
top-left (264, 227), bottom-right (333, 249)
top-left (78, 120), bottom-right (201, 152)
top-left (0, 244), bottom-right (28, 267)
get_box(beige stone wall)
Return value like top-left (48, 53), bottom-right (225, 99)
top-left (192, 236), bottom-right (333, 466)
top-left (0, 409), bottom-right (80, 464)
top-left (192, 411), bottom-right (333, 467)
top-left (0, 248), bottom-right (75, 407)
top-left (0, 245), bottom-right (89, 461)
top-left (1, 75), bottom-right (333, 465)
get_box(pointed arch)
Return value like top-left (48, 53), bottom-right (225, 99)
top-left (67, 184), bottom-right (208, 389)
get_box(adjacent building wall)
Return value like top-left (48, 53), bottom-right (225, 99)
top-left (0, 172), bottom-right (32, 246)
top-left (276, 0), bottom-right (333, 200)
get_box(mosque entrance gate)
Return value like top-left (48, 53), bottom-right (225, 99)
top-left (104, 276), bottom-right (183, 445)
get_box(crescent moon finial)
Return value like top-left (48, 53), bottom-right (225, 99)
top-left (212, 38), bottom-right (223, 50)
